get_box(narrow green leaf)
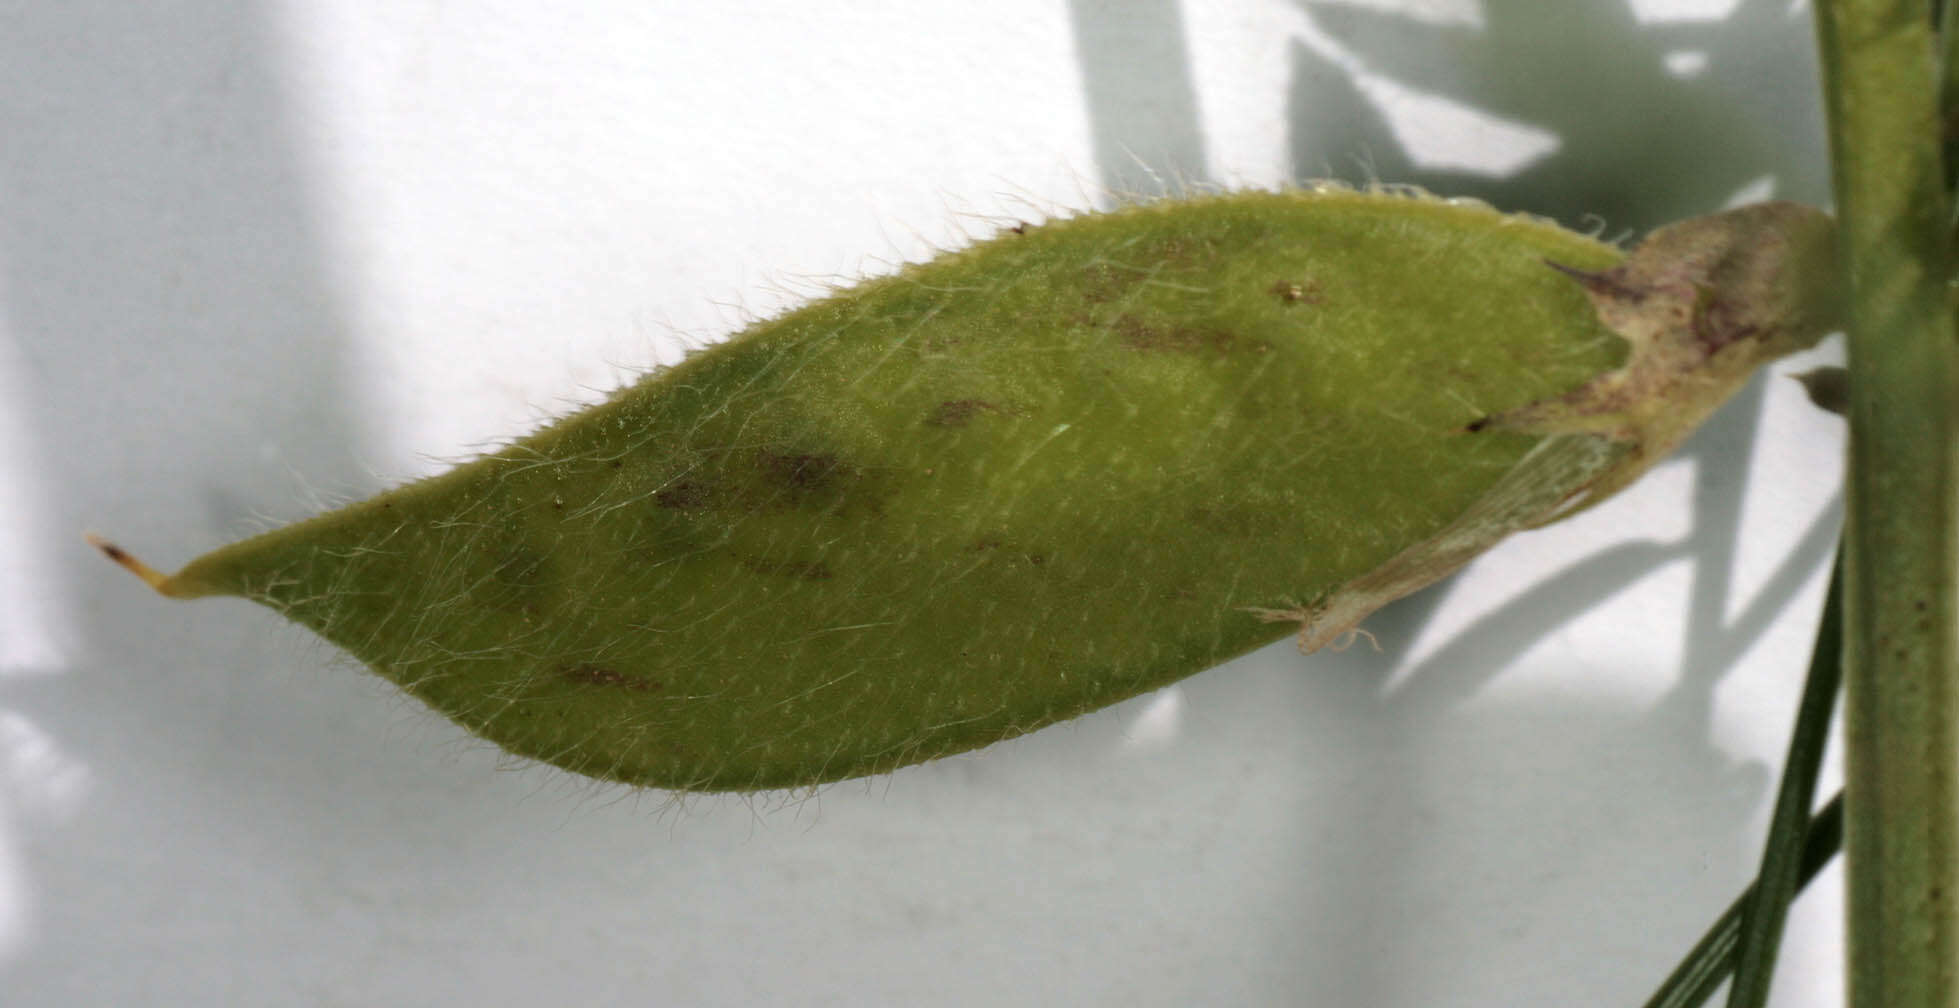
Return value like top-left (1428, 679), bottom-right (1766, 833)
top-left (1727, 553), bottom-right (1845, 1008)
top-left (1643, 794), bottom-right (1845, 1008)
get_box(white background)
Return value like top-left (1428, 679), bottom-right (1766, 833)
top-left (2, 0), bottom-right (1848, 1005)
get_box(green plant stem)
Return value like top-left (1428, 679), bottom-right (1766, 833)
top-left (1644, 795), bottom-right (1846, 1008)
top-left (1815, 2), bottom-right (1959, 1005)
top-left (1726, 556), bottom-right (1845, 1008)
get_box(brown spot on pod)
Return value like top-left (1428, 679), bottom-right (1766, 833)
top-left (734, 554), bottom-right (836, 581)
top-left (558, 663), bottom-right (660, 692)
top-left (925, 399), bottom-right (1000, 427)
top-left (654, 480), bottom-right (719, 510)
top-left (1114, 315), bottom-right (1263, 356)
top-left (1079, 262), bottom-right (1141, 304)
top-left (1268, 279), bottom-right (1322, 304)
top-left (758, 450), bottom-right (852, 493)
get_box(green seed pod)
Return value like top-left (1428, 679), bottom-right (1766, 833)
top-left (93, 189), bottom-right (1838, 792)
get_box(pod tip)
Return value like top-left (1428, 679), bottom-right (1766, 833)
top-left (85, 533), bottom-right (182, 596)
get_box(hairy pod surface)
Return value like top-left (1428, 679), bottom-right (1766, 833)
top-left (100, 190), bottom-right (1838, 791)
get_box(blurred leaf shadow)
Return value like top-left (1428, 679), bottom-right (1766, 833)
top-left (1290, 0), bottom-right (1829, 230)
top-left (1066, 0), bottom-right (1211, 198)
top-left (1069, 1), bottom-right (1841, 1001)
